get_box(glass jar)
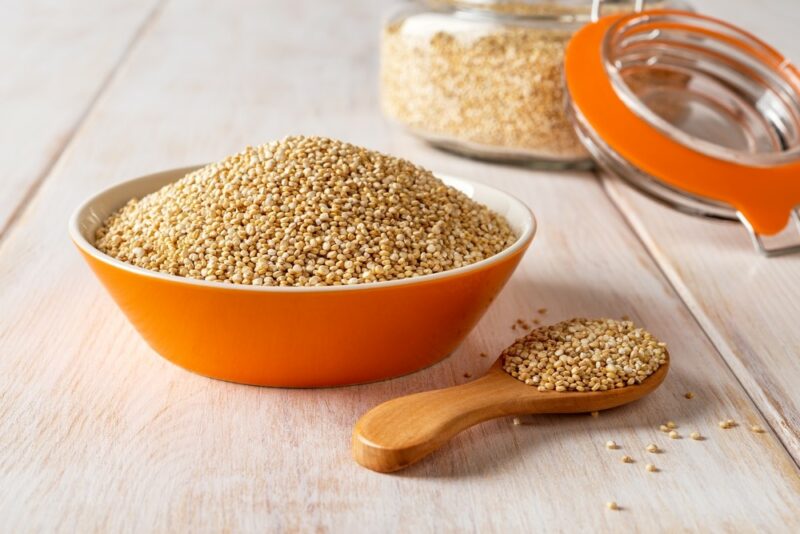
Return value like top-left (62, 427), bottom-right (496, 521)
top-left (380, 0), bottom-right (686, 167)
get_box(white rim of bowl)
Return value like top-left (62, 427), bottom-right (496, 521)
top-left (68, 168), bottom-right (536, 293)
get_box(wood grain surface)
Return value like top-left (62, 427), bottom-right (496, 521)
top-left (1, 0), bottom-right (798, 532)
top-left (0, 0), bottom-right (161, 237)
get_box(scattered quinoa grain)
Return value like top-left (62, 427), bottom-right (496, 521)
top-left (501, 318), bottom-right (667, 391)
top-left (606, 440), bottom-right (618, 450)
top-left (645, 444), bottom-right (659, 453)
top-left (659, 425), bottom-right (670, 433)
top-left (538, 308), bottom-right (548, 315)
top-left (512, 417), bottom-right (522, 426)
top-left (690, 432), bottom-right (703, 440)
top-left (718, 419), bottom-right (737, 429)
top-left (685, 392), bottom-right (695, 399)
top-left (606, 501), bottom-right (620, 511)
top-left (668, 430), bottom-right (680, 439)
top-left (479, 352), bottom-right (488, 358)
top-left (666, 421), bottom-right (678, 429)
top-left (645, 463), bottom-right (658, 473)
top-left (95, 136), bottom-right (516, 287)
top-left (621, 455), bottom-right (634, 463)
top-left (751, 425), bottom-right (766, 433)
top-left (463, 372), bottom-right (472, 379)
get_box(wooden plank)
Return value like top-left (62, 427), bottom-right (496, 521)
top-left (0, 0), bottom-right (161, 236)
top-left (601, 0), bottom-right (800, 460)
top-left (605, 177), bottom-right (800, 459)
top-left (1, 0), bottom-right (798, 531)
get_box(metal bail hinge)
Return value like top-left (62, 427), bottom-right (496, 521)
top-left (591, 0), bottom-right (647, 22)
top-left (738, 209), bottom-right (800, 257)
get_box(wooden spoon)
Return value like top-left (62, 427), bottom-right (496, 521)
top-left (352, 354), bottom-right (668, 473)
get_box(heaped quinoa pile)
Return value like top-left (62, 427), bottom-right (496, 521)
top-left (502, 318), bottom-right (667, 392)
top-left (95, 136), bottom-right (517, 287)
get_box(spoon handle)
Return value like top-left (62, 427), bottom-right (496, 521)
top-left (352, 372), bottom-right (524, 473)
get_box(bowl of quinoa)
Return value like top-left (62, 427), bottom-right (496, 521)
top-left (70, 136), bottom-right (535, 386)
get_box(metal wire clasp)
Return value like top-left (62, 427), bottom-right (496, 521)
top-left (738, 209), bottom-right (800, 257)
top-left (591, 0), bottom-right (647, 22)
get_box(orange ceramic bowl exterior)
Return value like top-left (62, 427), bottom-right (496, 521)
top-left (69, 167), bottom-right (535, 387)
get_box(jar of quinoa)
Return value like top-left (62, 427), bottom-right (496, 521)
top-left (380, 0), bottom-right (688, 168)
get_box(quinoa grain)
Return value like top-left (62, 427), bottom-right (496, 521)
top-left (501, 318), bottom-right (667, 392)
top-left (381, 20), bottom-right (587, 160)
top-left (95, 137), bottom-right (517, 286)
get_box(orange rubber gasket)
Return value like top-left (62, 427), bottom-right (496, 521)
top-left (565, 9), bottom-right (800, 235)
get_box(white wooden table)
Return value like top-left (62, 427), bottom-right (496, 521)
top-left (2, 1), bottom-right (799, 531)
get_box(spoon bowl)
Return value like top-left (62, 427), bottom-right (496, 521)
top-left (352, 353), bottom-right (669, 473)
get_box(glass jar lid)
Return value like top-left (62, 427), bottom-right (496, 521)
top-left (564, 3), bottom-right (800, 255)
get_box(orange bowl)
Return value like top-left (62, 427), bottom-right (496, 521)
top-left (69, 166), bottom-right (535, 387)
